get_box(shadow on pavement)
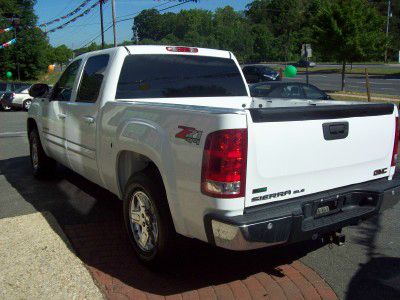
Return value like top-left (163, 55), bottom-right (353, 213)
top-left (345, 207), bottom-right (400, 299)
top-left (0, 155), bottom-right (328, 296)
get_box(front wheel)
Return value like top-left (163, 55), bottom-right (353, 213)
top-left (23, 99), bottom-right (32, 111)
top-left (123, 170), bottom-right (177, 266)
top-left (29, 128), bottom-right (56, 178)
top-left (0, 102), bottom-right (12, 111)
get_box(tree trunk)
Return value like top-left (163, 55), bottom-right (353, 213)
top-left (341, 61), bottom-right (346, 91)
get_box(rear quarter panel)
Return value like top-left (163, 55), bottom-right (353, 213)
top-left (98, 102), bottom-right (247, 241)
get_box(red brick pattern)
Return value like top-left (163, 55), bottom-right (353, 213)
top-left (63, 222), bottom-right (337, 300)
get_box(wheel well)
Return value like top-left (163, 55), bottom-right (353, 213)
top-left (117, 151), bottom-right (163, 196)
top-left (27, 118), bottom-right (37, 136)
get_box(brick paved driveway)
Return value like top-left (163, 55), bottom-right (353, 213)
top-left (64, 220), bottom-right (337, 299)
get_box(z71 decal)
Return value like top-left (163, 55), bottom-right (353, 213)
top-left (175, 126), bottom-right (203, 145)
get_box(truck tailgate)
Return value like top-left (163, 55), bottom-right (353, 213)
top-left (245, 103), bottom-right (397, 207)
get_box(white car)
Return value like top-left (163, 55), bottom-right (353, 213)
top-left (2, 85), bottom-right (32, 111)
top-left (26, 45), bottom-right (400, 265)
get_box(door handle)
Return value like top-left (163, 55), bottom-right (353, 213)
top-left (82, 116), bottom-right (95, 124)
top-left (322, 122), bottom-right (349, 140)
top-left (57, 113), bottom-right (67, 119)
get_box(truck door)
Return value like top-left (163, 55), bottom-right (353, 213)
top-left (64, 54), bottom-right (110, 185)
top-left (41, 59), bottom-right (82, 166)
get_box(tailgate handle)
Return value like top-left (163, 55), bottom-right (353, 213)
top-left (323, 122), bottom-right (349, 140)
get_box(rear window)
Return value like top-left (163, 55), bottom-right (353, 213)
top-left (116, 55), bottom-right (247, 99)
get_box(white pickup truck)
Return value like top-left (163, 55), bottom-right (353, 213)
top-left (27, 45), bottom-right (400, 265)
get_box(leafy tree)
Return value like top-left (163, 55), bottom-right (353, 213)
top-left (313, 0), bottom-right (386, 90)
top-left (0, 0), bottom-right (52, 80)
top-left (52, 45), bottom-right (73, 65)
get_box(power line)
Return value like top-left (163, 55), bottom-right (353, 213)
top-left (117, 0), bottom-right (174, 20)
top-left (117, 0), bottom-right (194, 23)
top-left (76, 0), bottom-right (194, 49)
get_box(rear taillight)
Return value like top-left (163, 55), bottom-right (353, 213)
top-left (166, 46), bottom-right (198, 53)
top-left (201, 129), bottom-right (247, 198)
top-left (11, 93), bottom-right (15, 99)
top-left (391, 117), bottom-right (399, 167)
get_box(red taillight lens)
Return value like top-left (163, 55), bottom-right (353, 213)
top-left (166, 46), bottom-right (198, 53)
top-left (201, 129), bottom-right (247, 198)
top-left (392, 117), bottom-right (399, 167)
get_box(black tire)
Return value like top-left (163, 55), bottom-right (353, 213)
top-left (23, 99), bottom-right (32, 111)
top-left (123, 168), bottom-right (177, 267)
top-left (29, 128), bottom-right (56, 178)
top-left (0, 102), bottom-right (12, 111)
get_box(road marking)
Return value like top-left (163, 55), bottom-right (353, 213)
top-left (0, 131), bottom-right (27, 137)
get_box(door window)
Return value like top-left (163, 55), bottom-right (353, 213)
top-left (303, 84), bottom-right (326, 100)
top-left (281, 84), bottom-right (303, 98)
top-left (50, 60), bottom-right (81, 101)
top-left (76, 54), bottom-right (109, 103)
top-left (243, 67), bottom-right (257, 76)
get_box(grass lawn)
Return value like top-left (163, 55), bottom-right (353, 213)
top-left (37, 71), bottom-right (62, 85)
top-left (295, 66), bottom-right (399, 76)
top-left (329, 91), bottom-right (400, 104)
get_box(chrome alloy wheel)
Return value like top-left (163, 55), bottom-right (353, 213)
top-left (31, 137), bottom-right (39, 170)
top-left (24, 100), bottom-right (32, 110)
top-left (129, 190), bottom-right (158, 252)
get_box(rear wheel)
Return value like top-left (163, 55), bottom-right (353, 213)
top-left (123, 169), bottom-right (177, 266)
top-left (23, 99), bottom-right (32, 111)
top-left (0, 102), bottom-right (11, 111)
top-left (29, 128), bottom-right (56, 178)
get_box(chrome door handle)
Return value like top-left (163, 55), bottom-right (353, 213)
top-left (57, 113), bottom-right (67, 119)
top-left (82, 116), bottom-right (95, 124)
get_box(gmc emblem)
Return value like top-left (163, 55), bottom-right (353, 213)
top-left (374, 168), bottom-right (387, 176)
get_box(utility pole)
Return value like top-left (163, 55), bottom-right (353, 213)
top-left (99, 0), bottom-right (105, 49)
top-left (111, 0), bottom-right (117, 47)
top-left (384, 0), bottom-right (391, 63)
top-left (11, 16), bottom-right (20, 81)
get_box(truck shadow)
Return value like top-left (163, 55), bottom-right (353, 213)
top-left (345, 213), bottom-right (400, 300)
top-left (0, 155), bottom-right (326, 296)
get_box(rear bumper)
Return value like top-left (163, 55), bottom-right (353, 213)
top-left (204, 178), bottom-right (400, 251)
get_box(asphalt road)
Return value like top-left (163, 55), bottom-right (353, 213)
top-left (283, 72), bottom-right (400, 96)
top-left (0, 111), bottom-right (399, 299)
top-left (250, 63), bottom-right (400, 96)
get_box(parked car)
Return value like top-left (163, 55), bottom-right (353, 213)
top-left (296, 59), bottom-right (316, 68)
top-left (27, 45), bottom-right (400, 266)
top-left (242, 65), bottom-right (280, 83)
top-left (1, 85), bottom-right (33, 111)
top-left (0, 82), bottom-right (31, 110)
top-left (249, 82), bottom-right (331, 100)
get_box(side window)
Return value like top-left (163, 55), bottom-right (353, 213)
top-left (267, 86), bottom-right (285, 98)
top-left (51, 60), bottom-right (81, 101)
top-left (76, 54), bottom-right (109, 103)
top-left (303, 84), bottom-right (325, 100)
top-left (244, 67), bottom-right (256, 75)
top-left (281, 84), bottom-right (303, 98)
top-left (252, 84), bottom-right (273, 97)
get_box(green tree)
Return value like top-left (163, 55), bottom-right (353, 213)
top-left (52, 45), bottom-right (73, 66)
top-left (313, 0), bottom-right (386, 90)
top-left (0, 0), bottom-right (52, 80)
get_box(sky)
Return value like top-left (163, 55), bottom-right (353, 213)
top-left (34, 0), bottom-right (253, 49)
